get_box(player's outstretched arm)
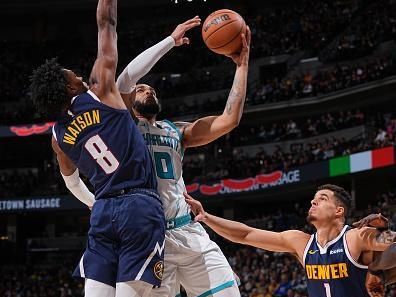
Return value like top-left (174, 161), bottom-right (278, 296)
top-left (89, 0), bottom-right (124, 108)
top-left (184, 192), bottom-right (309, 260)
top-left (52, 138), bottom-right (95, 208)
top-left (181, 27), bottom-right (251, 148)
top-left (117, 16), bottom-right (201, 101)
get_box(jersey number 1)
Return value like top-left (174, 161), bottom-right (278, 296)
top-left (85, 135), bottom-right (120, 174)
top-left (324, 283), bottom-right (332, 297)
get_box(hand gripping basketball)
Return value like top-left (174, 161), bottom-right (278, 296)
top-left (226, 26), bottom-right (251, 67)
top-left (202, 9), bottom-right (247, 55)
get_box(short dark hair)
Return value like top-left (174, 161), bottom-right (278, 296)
top-left (30, 58), bottom-right (68, 118)
top-left (317, 184), bottom-right (351, 218)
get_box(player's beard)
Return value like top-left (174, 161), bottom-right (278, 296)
top-left (133, 100), bottom-right (161, 119)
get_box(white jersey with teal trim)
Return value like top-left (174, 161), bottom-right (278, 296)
top-left (137, 118), bottom-right (189, 219)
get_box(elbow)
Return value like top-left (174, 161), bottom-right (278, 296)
top-left (97, 16), bottom-right (117, 28)
top-left (235, 227), bottom-right (252, 245)
top-left (232, 117), bottom-right (241, 128)
top-left (227, 118), bottom-right (240, 130)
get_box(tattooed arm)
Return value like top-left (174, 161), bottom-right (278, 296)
top-left (181, 27), bottom-right (251, 148)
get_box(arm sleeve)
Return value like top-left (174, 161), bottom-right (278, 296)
top-left (62, 169), bottom-right (95, 208)
top-left (116, 36), bottom-right (175, 94)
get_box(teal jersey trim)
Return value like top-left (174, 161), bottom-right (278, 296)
top-left (163, 119), bottom-right (185, 159)
top-left (166, 214), bottom-right (191, 230)
top-left (196, 280), bottom-right (235, 297)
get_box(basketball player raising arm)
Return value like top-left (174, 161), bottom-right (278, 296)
top-left (51, 0), bottom-right (125, 209)
top-left (117, 18), bottom-right (251, 149)
top-left (185, 184), bottom-right (395, 297)
top-left (31, 0), bottom-right (167, 296)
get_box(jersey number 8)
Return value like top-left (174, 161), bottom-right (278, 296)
top-left (85, 135), bottom-right (120, 174)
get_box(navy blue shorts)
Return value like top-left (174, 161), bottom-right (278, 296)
top-left (73, 189), bottom-right (165, 288)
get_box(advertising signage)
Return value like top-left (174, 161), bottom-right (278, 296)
top-left (0, 196), bottom-right (86, 213)
top-left (185, 146), bottom-right (395, 196)
top-left (0, 147), bottom-right (394, 213)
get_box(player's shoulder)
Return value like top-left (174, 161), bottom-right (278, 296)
top-left (282, 229), bottom-right (312, 238)
top-left (347, 226), bottom-right (378, 237)
top-left (345, 226), bottom-right (380, 246)
top-left (159, 120), bottom-right (190, 135)
top-left (160, 120), bottom-right (190, 130)
top-left (173, 121), bottom-right (191, 130)
top-left (282, 229), bottom-right (311, 241)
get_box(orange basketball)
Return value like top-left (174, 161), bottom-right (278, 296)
top-left (202, 9), bottom-right (246, 55)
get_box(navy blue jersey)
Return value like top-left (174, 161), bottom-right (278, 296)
top-left (303, 225), bottom-right (369, 297)
top-left (53, 90), bottom-right (157, 199)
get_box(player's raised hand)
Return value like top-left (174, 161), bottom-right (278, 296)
top-left (226, 25), bottom-right (251, 67)
top-left (171, 16), bottom-right (201, 46)
top-left (184, 192), bottom-right (207, 222)
top-left (353, 213), bottom-right (389, 230)
top-left (366, 272), bottom-right (385, 297)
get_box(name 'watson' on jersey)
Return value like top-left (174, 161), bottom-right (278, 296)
top-left (53, 90), bottom-right (157, 199)
top-left (303, 225), bottom-right (369, 297)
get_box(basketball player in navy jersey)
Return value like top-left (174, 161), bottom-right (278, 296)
top-left (185, 184), bottom-right (396, 297)
top-left (29, 0), bottom-right (165, 296)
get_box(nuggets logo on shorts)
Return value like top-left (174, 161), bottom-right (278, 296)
top-left (154, 261), bottom-right (164, 280)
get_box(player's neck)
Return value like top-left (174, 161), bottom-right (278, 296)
top-left (136, 114), bottom-right (157, 125)
top-left (315, 221), bottom-right (345, 248)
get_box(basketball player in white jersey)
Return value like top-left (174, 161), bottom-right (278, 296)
top-left (64, 17), bottom-right (250, 297)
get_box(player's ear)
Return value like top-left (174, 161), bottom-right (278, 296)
top-left (335, 206), bottom-right (345, 219)
top-left (66, 83), bottom-right (79, 96)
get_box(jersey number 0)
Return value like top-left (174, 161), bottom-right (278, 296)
top-left (153, 152), bottom-right (175, 179)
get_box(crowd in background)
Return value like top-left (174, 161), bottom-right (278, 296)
top-left (1, 55), bottom-right (394, 125)
top-left (0, 266), bottom-right (82, 297)
top-left (325, 0), bottom-right (396, 62)
top-left (184, 110), bottom-right (395, 183)
top-left (2, 0), bottom-right (396, 124)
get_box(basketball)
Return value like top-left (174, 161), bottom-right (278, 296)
top-left (202, 9), bottom-right (246, 55)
